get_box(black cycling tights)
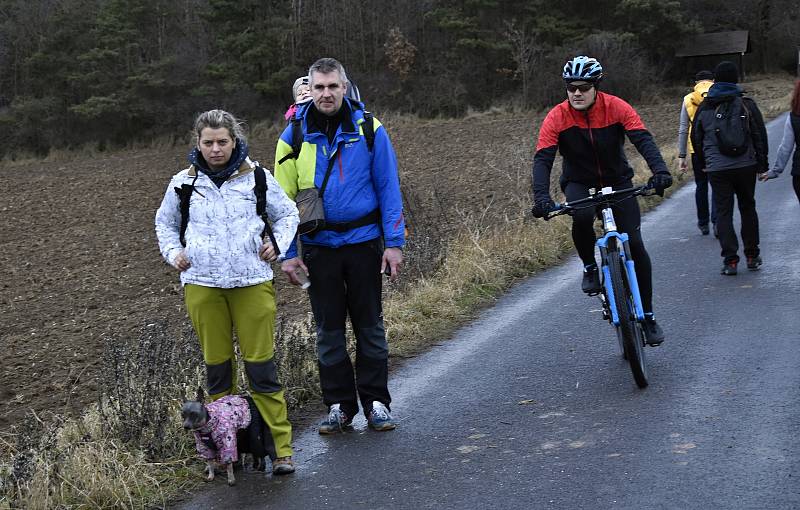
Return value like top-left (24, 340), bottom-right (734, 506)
top-left (564, 181), bottom-right (654, 314)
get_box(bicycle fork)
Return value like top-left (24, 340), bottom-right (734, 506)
top-left (597, 235), bottom-right (646, 325)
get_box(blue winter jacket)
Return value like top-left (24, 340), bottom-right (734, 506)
top-left (274, 98), bottom-right (405, 259)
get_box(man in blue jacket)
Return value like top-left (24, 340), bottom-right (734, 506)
top-left (275, 57), bottom-right (405, 434)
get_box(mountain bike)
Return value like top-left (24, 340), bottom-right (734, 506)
top-left (545, 185), bottom-right (656, 388)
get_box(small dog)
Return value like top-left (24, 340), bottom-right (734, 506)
top-left (182, 388), bottom-right (252, 486)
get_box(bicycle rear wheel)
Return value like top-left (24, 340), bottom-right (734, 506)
top-left (606, 241), bottom-right (648, 388)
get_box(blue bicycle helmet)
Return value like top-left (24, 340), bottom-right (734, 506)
top-left (562, 56), bottom-right (603, 82)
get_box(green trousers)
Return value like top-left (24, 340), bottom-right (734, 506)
top-left (185, 282), bottom-right (292, 458)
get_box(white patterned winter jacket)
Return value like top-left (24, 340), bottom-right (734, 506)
top-left (155, 158), bottom-right (299, 288)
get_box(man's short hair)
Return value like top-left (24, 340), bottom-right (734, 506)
top-left (308, 58), bottom-right (348, 85)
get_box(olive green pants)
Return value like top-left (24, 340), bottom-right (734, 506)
top-left (184, 282), bottom-right (292, 458)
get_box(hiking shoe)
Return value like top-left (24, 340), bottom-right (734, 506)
top-left (367, 401), bottom-right (396, 431)
top-left (318, 404), bottom-right (352, 435)
top-left (642, 317), bottom-right (665, 346)
top-left (746, 256), bottom-right (763, 271)
top-left (581, 265), bottom-right (602, 295)
top-left (272, 457), bottom-right (295, 475)
top-left (699, 224), bottom-right (710, 235)
top-left (720, 261), bottom-right (738, 276)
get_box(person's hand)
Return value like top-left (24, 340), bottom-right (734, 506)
top-left (281, 257), bottom-right (309, 286)
top-left (381, 247), bottom-right (403, 282)
top-left (758, 170), bottom-right (777, 182)
top-left (258, 241), bottom-right (277, 262)
top-left (531, 197), bottom-right (555, 218)
top-left (648, 172), bottom-right (673, 196)
top-left (173, 250), bottom-right (191, 272)
top-left (678, 156), bottom-right (688, 173)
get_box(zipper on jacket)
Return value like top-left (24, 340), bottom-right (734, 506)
top-left (585, 110), bottom-right (605, 186)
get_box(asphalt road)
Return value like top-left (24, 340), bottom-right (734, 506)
top-left (176, 114), bottom-right (799, 510)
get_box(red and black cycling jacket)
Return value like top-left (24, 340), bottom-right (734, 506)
top-left (532, 92), bottom-right (668, 200)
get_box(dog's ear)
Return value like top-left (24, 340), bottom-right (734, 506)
top-left (195, 385), bottom-right (205, 403)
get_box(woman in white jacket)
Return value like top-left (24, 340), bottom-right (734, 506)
top-left (155, 109), bottom-right (299, 475)
top-left (760, 80), bottom-right (800, 205)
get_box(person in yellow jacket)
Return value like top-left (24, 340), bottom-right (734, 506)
top-left (678, 70), bottom-right (716, 236)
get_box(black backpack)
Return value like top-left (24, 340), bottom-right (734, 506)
top-left (713, 96), bottom-right (752, 157)
top-left (174, 165), bottom-right (279, 255)
top-left (277, 99), bottom-right (375, 165)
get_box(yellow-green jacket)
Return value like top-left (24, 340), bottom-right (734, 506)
top-left (678, 80), bottom-right (713, 156)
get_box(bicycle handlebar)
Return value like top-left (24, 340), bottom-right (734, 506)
top-left (544, 184), bottom-right (655, 220)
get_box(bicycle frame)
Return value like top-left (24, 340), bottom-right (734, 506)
top-left (545, 184), bottom-right (651, 324)
top-left (544, 184), bottom-right (653, 388)
top-left (596, 208), bottom-right (645, 324)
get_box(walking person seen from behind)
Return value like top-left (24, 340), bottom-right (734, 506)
top-left (691, 61), bottom-right (769, 275)
top-left (530, 55), bottom-right (673, 346)
top-left (678, 70), bottom-right (717, 236)
top-left (155, 109), bottom-right (299, 475)
top-left (759, 79), bottom-right (800, 204)
top-left (274, 58), bottom-right (405, 434)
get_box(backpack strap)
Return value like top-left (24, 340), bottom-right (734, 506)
top-left (254, 165), bottom-right (280, 257)
top-left (321, 209), bottom-right (381, 233)
top-left (362, 110), bottom-right (375, 152)
top-left (174, 176), bottom-right (201, 247)
top-left (175, 185), bottom-right (191, 247)
top-left (277, 116), bottom-right (304, 165)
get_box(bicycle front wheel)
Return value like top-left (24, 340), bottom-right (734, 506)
top-left (606, 241), bottom-right (648, 388)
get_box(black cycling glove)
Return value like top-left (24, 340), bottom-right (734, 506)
top-left (531, 197), bottom-right (556, 219)
top-left (648, 172), bottom-right (673, 196)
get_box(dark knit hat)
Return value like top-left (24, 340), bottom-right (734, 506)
top-left (694, 70), bottom-right (714, 82)
top-left (713, 61), bottom-right (739, 84)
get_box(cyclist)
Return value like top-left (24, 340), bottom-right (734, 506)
top-left (530, 56), bottom-right (673, 346)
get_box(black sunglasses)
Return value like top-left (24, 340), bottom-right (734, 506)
top-left (566, 83), bottom-right (594, 93)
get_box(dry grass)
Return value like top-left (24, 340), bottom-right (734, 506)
top-left (1, 73), bottom-right (794, 508)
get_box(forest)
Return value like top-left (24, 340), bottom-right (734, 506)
top-left (0, 0), bottom-right (797, 157)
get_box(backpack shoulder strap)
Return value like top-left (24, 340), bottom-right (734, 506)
top-left (174, 183), bottom-right (194, 247)
top-left (277, 117), bottom-right (304, 165)
top-left (254, 165), bottom-right (281, 257)
top-left (740, 96), bottom-right (752, 117)
top-left (346, 98), bottom-right (375, 152)
top-left (362, 111), bottom-right (375, 152)
top-left (254, 164), bottom-right (268, 217)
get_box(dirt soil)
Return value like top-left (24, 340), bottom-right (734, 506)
top-left (0, 75), bottom-right (791, 430)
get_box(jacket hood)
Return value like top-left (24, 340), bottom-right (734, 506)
top-left (706, 82), bottom-right (742, 104)
top-left (689, 80), bottom-right (713, 106)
